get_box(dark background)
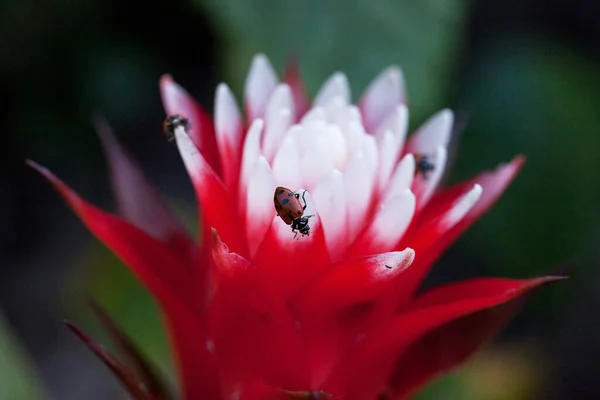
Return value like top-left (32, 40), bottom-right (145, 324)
top-left (1, 0), bottom-right (599, 398)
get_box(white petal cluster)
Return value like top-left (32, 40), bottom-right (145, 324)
top-left (174, 54), bottom-right (482, 260)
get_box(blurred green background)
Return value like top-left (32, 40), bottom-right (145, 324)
top-left (1, 0), bottom-right (599, 398)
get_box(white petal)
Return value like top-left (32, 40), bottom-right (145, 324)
top-left (362, 135), bottom-right (378, 174)
top-left (344, 151), bottom-right (376, 243)
top-left (366, 190), bottom-right (416, 253)
top-left (312, 170), bottom-right (348, 260)
top-left (376, 130), bottom-right (399, 189)
top-left (264, 109), bottom-right (292, 162)
top-left (239, 119), bottom-right (265, 204)
top-left (269, 212), bottom-right (294, 244)
top-left (245, 157), bottom-right (277, 257)
top-left (407, 109), bottom-right (453, 155)
top-left (413, 146), bottom-right (447, 209)
top-left (297, 110), bottom-right (344, 178)
top-left (300, 106), bottom-right (327, 126)
top-left (215, 83), bottom-right (242, 151)
top-left (267, 84), bottom-right (294, 114)
top-left (441, 184), bottom-right (482, 229)
top-left (298, 188), bottom-right (319, 226)
top-left (285, 124), bottom-right (307, 157)
top-left (360, 66), bottom-right (406, 132)
top-left (375, 104), bottom-right (409, 154)
top-left (244, 54), bottom-right (279, 120)
top-left (296, 109), bottom-right (329, 160)
top-left (272, 136), bottom-right (302, 190)
top-left (323, 96), bottom-right (347, 124)
top-left (367, 248), bottom-right (415, 278)
top-left (324, 124), bottom-right (348, 170)
top-left (347, 105), bottom-right (365, 126)
top-left (314, 72), bottom-right (351, 107)
top-left (341, 122), bottom-right (363, 156)
top-left (298, 136), bottom-right (335, 190)
top-left (174, 124), bottom-right (219, 187)
top-left (263, 84), bottom-right (294, 161)
top-left (381, 154), bottom-right (415, 205)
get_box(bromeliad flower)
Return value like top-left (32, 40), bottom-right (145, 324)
top-left (30, 54), bottom-right (563, 400)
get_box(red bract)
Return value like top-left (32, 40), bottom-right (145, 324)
top-left (31, 54), bottom-right (563, 400)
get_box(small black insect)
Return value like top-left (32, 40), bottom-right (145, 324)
top-left (414, 154), bottom-right (435, 180)
top-left (162, 114), bottom-right (190, 142)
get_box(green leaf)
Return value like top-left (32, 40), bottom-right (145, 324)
top-left (0, 312), bottom-right (47, 399)
top-left (414, 343), bottom-right (545, 400)
top-left (453, 37), bottom-right (600, 276)
top-left (64, 243), bottom-right (175, 386)
top-left (64, 321), bottom-right (157, 400)
top-left (445, 37), bottom-right (600, 323)
top-left (61, 199), bottom-right (197, 388)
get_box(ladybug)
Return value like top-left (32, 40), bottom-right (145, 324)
top-left (414, 153), bottom-right (435, 180)
top-left (273, 186), bottom-right (314, 239)
top-left (163, 114), bottom-right (190, 142)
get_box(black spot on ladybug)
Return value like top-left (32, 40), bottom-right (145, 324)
top-left (288, 192), bottom-right (294, 197)
top-left (385, 264), bottom-right (392, 269)
top-left (282, 198), bottom-right (289, 205)
top-left (278, 189), bottom-right (285, 195)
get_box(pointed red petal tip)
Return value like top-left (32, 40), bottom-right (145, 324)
top-left (27, 159), bottom-right (193, 300)
top-left (159, 73), bottom-right (222, 175)
top-left (211, 228), bottom-right (254, 280)
top-left (88, 300), bottom-right (171, 400)
top-left (160, 73), bottom-right (174, 83)
top-left (395, 154), bottom-right (528, 303)
top-left (470, 153), bottom-right (525, 211)
top-left (91, 115), bottom-right (192, 246)
top-left (324, 275), bottom-right (563, 399)
top-left (411, 275), bottom-right (567, 310)
top-left (387, 274), bottom-right (564, 399)
top-left (64, 321), bottom-right (154, 400)
top-left (26, 160), bottom-right (84, 210)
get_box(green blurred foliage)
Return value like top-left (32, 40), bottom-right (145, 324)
top-left (64, 244), bottom-right (175, 387)
top-left (62, 199), bottom-right (197, 389)
top-left (451, 37), bottom-right (600, 320)
top-left (414, 342), bottom-right (546, 400)
top-left (0, 312), bottom-right (47, 399)
top-left (197, 0), bottom-right (468, 123)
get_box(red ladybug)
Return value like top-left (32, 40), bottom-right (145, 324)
top-left (414, 153), bottom-right (435, 180)
top-left (273, 186), bottom-right (314, 239)
top-left (162, 114), bottom-right (190, 142)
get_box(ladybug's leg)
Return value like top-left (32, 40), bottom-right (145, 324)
top-left (301, 190), bottom-right (308, 210)
top-left (291, 220), bottom-right (302, 240)
top-left (295, 190), bottom-right (308, 211)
